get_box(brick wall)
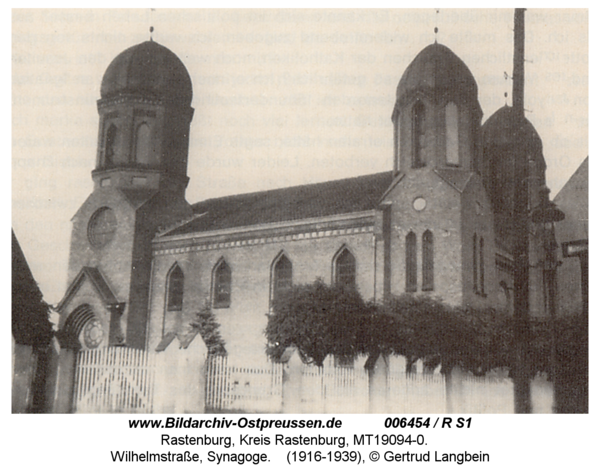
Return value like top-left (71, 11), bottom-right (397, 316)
top-left (385, 170), bottom-right (463, 305)
top-left (148, 227), bottom-right (376, 362)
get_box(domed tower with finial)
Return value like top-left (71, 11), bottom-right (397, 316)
top-left (392, 41), bottom-right (483, 173)
top-left (382, 34), bottom-right (497, 309)
top-left (96, 35), bottom-right (194, 191)
top-left (56, 35), bottom-right (194, 351)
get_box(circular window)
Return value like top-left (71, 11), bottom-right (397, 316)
top-left (88, 207), bottom-right (117, 247)
top-left (413, 197), bottom-right (427, 211)
top-left (83, 318), bottom-right (104, 349)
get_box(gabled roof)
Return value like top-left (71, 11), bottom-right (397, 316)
top-left (163, 171), bottom-right (394, 237)
top-left (119, 188), bottom-right (158, 210)
top-left (57, 266), bottom-right (119, 312)
top-left (434, 168), bottom-right (473, 193)
top-left (155, 330), bottom-right (200, 352)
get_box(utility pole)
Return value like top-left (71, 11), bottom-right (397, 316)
top-left (532, 187), bottom-right (565, 412)
top-left (511, 8), bottom-right (531, 414)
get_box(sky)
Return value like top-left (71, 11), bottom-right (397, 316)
top-left (11, 8), bottom-right (588, 304)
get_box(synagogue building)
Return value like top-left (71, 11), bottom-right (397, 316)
top-left (56, 37), bottom-right (549, 362)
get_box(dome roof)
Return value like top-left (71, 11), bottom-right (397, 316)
top-left (100, 41), bottom-right (192, 105)
top-left (396, 43), bottom-right (479, 107)
top-left (482, 105), bottom-right (542, 153)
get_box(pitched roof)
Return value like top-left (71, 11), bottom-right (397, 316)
top-left (119, 188), bottom-right (158, 209)
top-left (57, 266), bottom-right (119, 312)
top-left (434, 168), bottom-right (473, 193)
top-left (164, 171), bottom-right (394, 237)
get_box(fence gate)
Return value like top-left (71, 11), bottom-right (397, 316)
top-left (73, 346), bottom-right (156, 413)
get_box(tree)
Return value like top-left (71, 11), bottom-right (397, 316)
top-left (379, 296), bottom-right (512, 375)
top-left (190, 304), bottom-right (227, 356)
top-left (265, 279), bottom-right (562, 378)
top-left (265, 279), bottom-right (368, 366)
top-left (12, 231), bottom-right (52, 347)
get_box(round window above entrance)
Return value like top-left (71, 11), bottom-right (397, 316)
top-left (88, 207), bottom-right (117, 248)
top-left (82, 318), bottom-right (104, 349)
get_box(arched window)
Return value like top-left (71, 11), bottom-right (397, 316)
top-left (134, 123), bottom-right (152, 165)
top-left (422, 230), bottom-right (434, 291)
top-left (166, 264), bottom-right (184, 311)
top-left (412, 101), bottom-right (426, 168)
top-left (334, 248), bottom-right (356, 287)
top-left (445, 102), bottom-right (459, 166)
top-left (213, 260), bottom-right (232, 308)
top-left (104, 124), bottom-right (117, 166)
top-left (405, 232), bottom-right (417, 292)
top-left (272, 254), bottom-right (293, 302)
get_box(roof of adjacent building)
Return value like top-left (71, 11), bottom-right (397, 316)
top-left (163, 171), bottom-right (395, 237)
top-left (554, 157), bottom-right (588, 243)
top-left (101, 40), bottom-right (193, 105)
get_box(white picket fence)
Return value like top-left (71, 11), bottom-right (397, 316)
top-left (387, 358), bottom-right (447, 414)
top-left (301, 359), bottom-right (370, 413)
top-left (72, 347), bottom-right (551, 413)
top-left (73, 347), bottom-right (156, 413)
top-left (205, 356), bottom-right (283, 413)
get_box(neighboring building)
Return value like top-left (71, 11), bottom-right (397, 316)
top-left (56, 39), bottom-right (550, 363)
top-left (554, 157), bottom-right (588, 315)
top-left (551, 157), bottom-right (588, 414)
top-left (12, 230), bottom-right (53, 413)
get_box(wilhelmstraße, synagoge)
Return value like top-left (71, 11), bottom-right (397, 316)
top-left (56, 29), bottom-right (552, 365)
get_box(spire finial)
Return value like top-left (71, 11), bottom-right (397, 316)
top-left (434, 9), bottom-right (440, 43)
top-left (503, 71), bottom-right (512, 106)
top-left (149, 8), bottom-right (155, 41)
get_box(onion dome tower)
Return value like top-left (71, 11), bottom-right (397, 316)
top-left (58, 39), bottom-right (194, 351)
top-left (95, 40), bottom-right (194, 193)
top-left (385, 41), bottom-right (496, 309)
top-left (482, 105), bottom-right (547, 250)
top-left (392, 43), bottom-right (483, 174)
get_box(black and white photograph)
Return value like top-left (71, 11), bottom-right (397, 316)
top-left (10, 6), bottom-right (591, 467)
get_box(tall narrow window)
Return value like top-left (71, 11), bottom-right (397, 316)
top-left (335, 248), bottom-right (356, 287)
top-left (412, 102), bottom-right (426, 168)
top-left (272, 254), bottom-right (293, 301)
top-left (104, 124), bottom-right (117, 167)
top-left (445, 102), bottom-right (459, 166)
top-left (479, 237), bottom-right (485, 294)
top-left (405, 232), bottom-right (417, 292)
top-left (134, 123), bottom-right (152, 165)
top-left (166, 264), bottom-right (184, 311)
top-left (473, 233), bottom-right (478, 293)
top-left (471, 118), bottom-right (479, 172)
top-left (213, 260), bottom-right (232, 308)
top-left (422, 230), bottom-right (434, 291)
